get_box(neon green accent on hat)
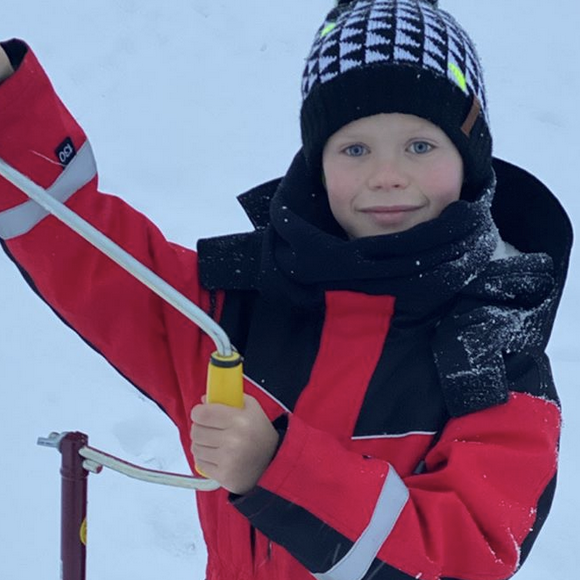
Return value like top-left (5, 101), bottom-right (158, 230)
top-left (448, 62), bottom-right (468, 93)
top-left (321, 22), bottom-right (337, 37)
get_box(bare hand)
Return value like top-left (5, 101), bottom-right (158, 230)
top-left (190, 395), bottom-right (280, 495)
top-left (0, 46), bottom-right (14, 83)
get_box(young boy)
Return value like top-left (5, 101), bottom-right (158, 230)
top-left (0, 1), bottom-right (572, 579)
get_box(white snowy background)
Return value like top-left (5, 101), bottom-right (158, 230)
top-left (0, 1), bottom-right (578, 578)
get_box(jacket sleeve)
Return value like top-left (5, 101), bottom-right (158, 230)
top-left (0, 41), bottom-right (212, 441)
top-left (232, 357), bottom-right (560, 580)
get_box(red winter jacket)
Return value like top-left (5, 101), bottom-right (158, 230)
top-left (0, 43), bottom-right (571, 580)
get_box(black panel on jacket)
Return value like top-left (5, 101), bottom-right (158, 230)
top-left (355, 313), bottom-right (449, 437)
top-left (219, 290), bottom-right (325, 412)
top-left (232, 486), bottom-right (352, 573)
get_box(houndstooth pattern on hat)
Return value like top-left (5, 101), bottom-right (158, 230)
top-left (302, 0), bottom-right (488, 123)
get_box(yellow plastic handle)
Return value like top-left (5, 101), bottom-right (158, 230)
top-left (206, 352), bottom-right (244, 408)
top-left (195, 351), bottom-right (244, 478)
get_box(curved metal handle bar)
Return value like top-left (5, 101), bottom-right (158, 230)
top-left (38, 432), bottom-right (220, 491)
top-left (79, 445), bottom-right (220, 491)
top-left (0, 157), bottom-right (232, 356)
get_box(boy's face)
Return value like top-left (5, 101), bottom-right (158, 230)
top-left (322, 113), bottom-right (464, 238)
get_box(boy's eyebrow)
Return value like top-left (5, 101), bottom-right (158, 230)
top-left (335, 133), bottom-right (366, 141)
top-left (335, 129), bottom-right (439, 141)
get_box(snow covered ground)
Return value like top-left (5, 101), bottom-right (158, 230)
top-left (0, 1), bottom-right (578, 578)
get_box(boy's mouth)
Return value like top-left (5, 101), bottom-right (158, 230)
top-left (359, 205), bottom-right (423, 227)
top-left (360, 205), bottom-right (420, 213)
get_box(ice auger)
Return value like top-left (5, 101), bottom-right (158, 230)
top-left (0, 156), bottom-right (244, 579)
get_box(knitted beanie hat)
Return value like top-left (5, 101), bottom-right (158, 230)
top-left (300, 0), bottom-right (493, 197)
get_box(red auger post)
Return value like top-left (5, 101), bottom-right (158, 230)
top-left (39, 432), bottom-right (89, 580)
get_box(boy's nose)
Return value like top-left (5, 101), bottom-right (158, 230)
top-left (367, 158), bottom-right (410, 191)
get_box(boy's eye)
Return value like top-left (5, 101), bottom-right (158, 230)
top-left (343, 144), bottom-right (368, 157)
top-left (409, 141), bottom-right (433, 154)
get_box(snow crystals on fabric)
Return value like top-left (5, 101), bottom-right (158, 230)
top-left (433, 248), bottom-right (556, 416)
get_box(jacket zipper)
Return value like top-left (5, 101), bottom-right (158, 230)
top-left (250, 526), bottom-right (273, 573)
top-left (250, 525), bottom-right (256, 566)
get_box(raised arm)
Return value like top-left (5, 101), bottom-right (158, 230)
top-left (0, 40), bottom-right (213, 436)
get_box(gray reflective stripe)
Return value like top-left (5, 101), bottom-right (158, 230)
top-left (314, 468), bottom-right (409, 580)
top-left (352, 431), bottom-right (437, 440)
top-left (0, 141), bottom-right (97, 240)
